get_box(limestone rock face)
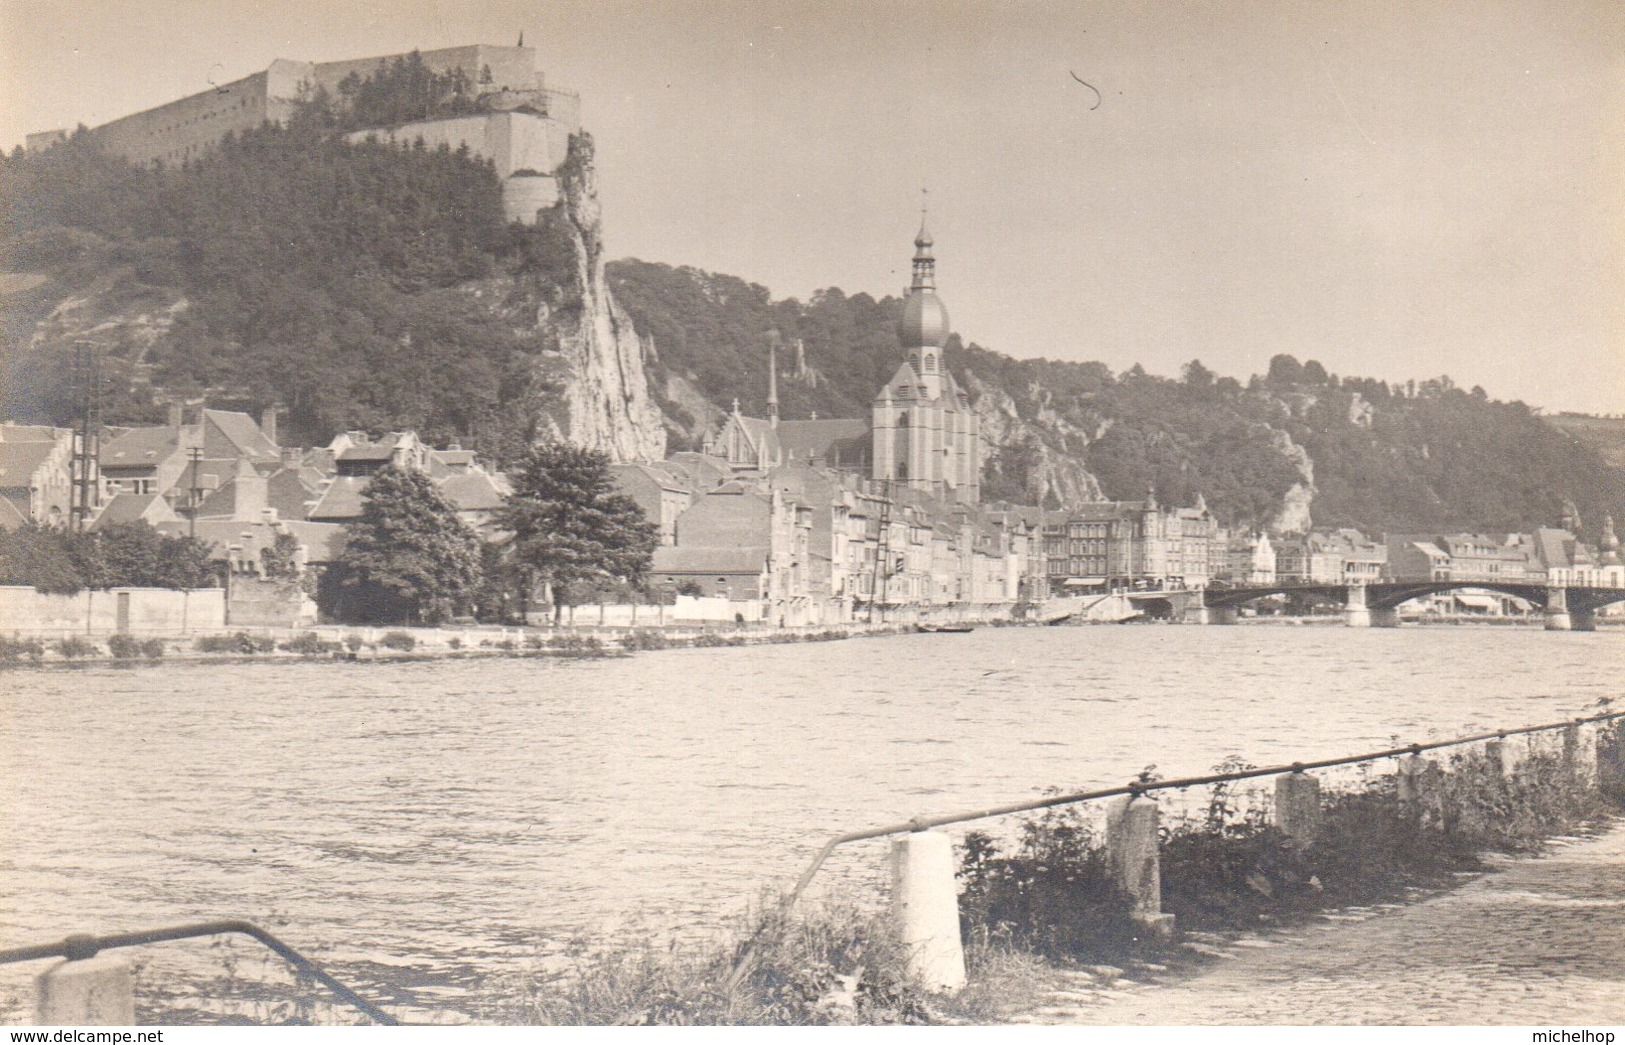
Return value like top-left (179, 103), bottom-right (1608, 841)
top-left (541, 133), bottom-right (666, 463)
top-left (963, 372), bottom-right (1106, 507)
top-left (1267, 425), bottom-right (1316, 535)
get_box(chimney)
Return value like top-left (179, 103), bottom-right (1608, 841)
top-left (261, 406), bottom-right (279, 446)
top-left (168, 402), bottom-right (183, 429)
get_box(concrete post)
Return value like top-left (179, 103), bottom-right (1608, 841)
top-left (1105, 795), bottom-right (1176, 936)
top-left (1418, 759), bottom-right (1450, 833)
top-left (890, 831), bottom-right (966, 992)
top-left (1274, 771), bottom-right (1321, 851)
top-left (1545, 586), bottom-right (1572, 631)
top-left (1565, 723), bottom-right (1599, 788)
top-left (1344, 582), bottom-right (1371, 628)
top-left (1484, 738), bottom-right (1516, 779)
top-left (35, 956), bottom-right (134, 1025)
top-left (1397, 753), bottom-right (1424, 812)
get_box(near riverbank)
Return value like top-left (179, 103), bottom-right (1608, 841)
top-left (1004, 814), bottom-right (1625, 1025)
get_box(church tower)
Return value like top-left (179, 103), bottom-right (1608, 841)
top-left (872, 216), bottom-right (981, 504)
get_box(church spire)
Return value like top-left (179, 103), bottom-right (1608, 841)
top-left (911, 189), bottom-right (935, 291)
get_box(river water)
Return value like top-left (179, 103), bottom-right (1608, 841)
top-left (3, 625), bottom-right (1622, 1022)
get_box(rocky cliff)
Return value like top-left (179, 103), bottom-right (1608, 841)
top-left (536, 134), bottom-right (665, 462)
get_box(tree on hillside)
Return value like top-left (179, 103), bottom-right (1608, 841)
top-left (321, 466), bottom-right (482, 625)
top-left (496, 444), bottom-right (658, 623)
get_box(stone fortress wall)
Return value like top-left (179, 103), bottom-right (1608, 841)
top-left (30, 44), bottom-right (580, 224)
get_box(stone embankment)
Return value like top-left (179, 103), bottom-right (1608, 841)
top-left (0, 618), bottom-right (971, 669)
top-left (1007, 816), bottom-right (1625, 1025)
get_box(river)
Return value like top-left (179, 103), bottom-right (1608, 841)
top-left (2, 624), bottom-right (1621, 1022)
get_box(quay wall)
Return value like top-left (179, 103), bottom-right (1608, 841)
top-left (0, 586), bottom-right (224, 635)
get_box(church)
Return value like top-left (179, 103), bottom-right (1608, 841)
top-left (706, 219), bottom-right (984, 505)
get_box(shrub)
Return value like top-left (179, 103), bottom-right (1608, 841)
top-left (194, 632), bottom-right (276, 654)
top-left (280, 632), bottom-right (339, 656)
top-left (379, 631), bottom-right (416, 651)
top-left (0, 636), bottom-right (45, 664)
top-left (524, 633), bottom-right (546, 650)
top-left (482, 900), bottom-right (929, 1026)
top-left (554, 634), bottom-right (606, 657)
top-left (56, 636), bottom-right (98, 658)
top-left (343, 633), bottom-right (366, 652)
top-left (107, 633), bottom-right (143, 659)
top-left (958, 807), bottom-right (1140, 965)
top-left (447, 637), bottom-right (462, 650)
top-left (619, 629), bottom-right (669, 652)
top-left (140, 638), bottom-right (166, 659)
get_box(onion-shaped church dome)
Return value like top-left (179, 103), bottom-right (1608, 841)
top-left (898, 291), bottom-right (950, 348)
top-left (898, 218), bottom-right (949, 347)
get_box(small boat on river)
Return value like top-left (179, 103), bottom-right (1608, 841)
top-left (917, 623), bottom-right (975, 633)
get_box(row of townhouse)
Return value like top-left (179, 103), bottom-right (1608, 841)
top-left (617, 454), bottom-right (1034, 626)
top-left (1036, 494), bottom-right (1221, 595)
top-left (1206, 522), bottom-right (1624, 590)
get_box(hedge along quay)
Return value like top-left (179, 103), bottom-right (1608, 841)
top-left (724, 707), bottom-right (1625, 990)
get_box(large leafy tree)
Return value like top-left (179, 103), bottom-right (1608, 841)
top-left (497, 444), bottom-right (658, 622)
top-left (0, 522), bottom-right (216, 592)
top-left (322, 466), bottom-right (482, 624)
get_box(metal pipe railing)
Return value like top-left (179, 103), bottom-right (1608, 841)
top-left (0, 919), bottom-right (398, 1025)
top-left (725, 707), bottom-right (1623, 987)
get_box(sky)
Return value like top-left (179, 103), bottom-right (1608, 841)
top-left (4, 0), bottom-right (1623, 414)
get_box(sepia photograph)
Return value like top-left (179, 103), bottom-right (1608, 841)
top-left (1, 0), bottom-right (1623, 1031)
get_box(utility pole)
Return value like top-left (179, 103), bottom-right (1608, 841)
top-left (187, 446), bottom-right (205, 539)
top-left (871, 478), bottom-right (893, 624)
top-left (70, 341), bottom-right (101, 532)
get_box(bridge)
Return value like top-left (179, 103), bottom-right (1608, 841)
top-left (1164, 580), bottom-right (1625, 630)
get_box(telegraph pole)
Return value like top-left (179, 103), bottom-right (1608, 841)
top-left (71, 341), bottom-right (102, 532)
top-left (187, 446), bottom-right (205, 539)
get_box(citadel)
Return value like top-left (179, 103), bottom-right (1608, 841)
top-left (28, 44), bottom-right (581, 224)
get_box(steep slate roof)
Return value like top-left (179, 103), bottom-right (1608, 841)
top-left (663, 453), bottom-right (734, 490)
top-left (100, 426), bottom-right (187, 469)
top-left (774, 418), bottom-right (871, 467)
top-left (428, 449), bottom-right (478, 477)
top-left (651, 546), bottom-right (769, 575)
top-left (439, 472), bottom-right (505, 512)
top-left (202, 409), bottom-right (280, 463)
top-left (337, 443), bottom-right (398, 462)
top-left (267, 467), bottom-right (323, 520)
top-left (305, 476), bottom-right (371, 521)
top-left (90, 492), bottom-right (179, 530)
top-left (0, 441), bottom-right (59, 488)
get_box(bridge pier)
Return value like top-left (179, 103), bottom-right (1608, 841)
top-left (1371, 606), bottom-right (1400, 628)
top-left (1344, 582), bottom-right (1371, 628)
top-left (1182, 593), bottom-right (1236, 625)
top-left (1570, 606), bottom-right (1596, 632)
top-left (1544, 586), bottom-right (1572, 631)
